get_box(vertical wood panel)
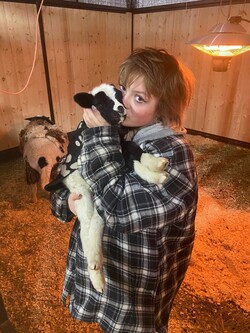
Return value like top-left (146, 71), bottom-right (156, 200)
top-left (0, 1), bottom-right (48, 151)
top-left (133, 4), bottom-right (250, 142)
top-left (42, 7), bottom-right (132, 133)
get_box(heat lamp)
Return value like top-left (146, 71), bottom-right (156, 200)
top-left (187, 16), bottom-right (250, 72)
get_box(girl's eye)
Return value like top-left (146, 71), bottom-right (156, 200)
top-left (135, 95), bottom-right (145, 103)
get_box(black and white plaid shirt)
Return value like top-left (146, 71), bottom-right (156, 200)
top-left (50, 123), bottom-right (198, 333)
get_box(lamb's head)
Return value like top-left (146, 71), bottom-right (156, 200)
top-left (73, 83), bottom-right (126, 125)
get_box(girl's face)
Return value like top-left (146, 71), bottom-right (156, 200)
top-left (120, 77), bottom-right (158, 127)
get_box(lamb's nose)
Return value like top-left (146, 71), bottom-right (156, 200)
top-left (118, 105), bottom-right (125, 113)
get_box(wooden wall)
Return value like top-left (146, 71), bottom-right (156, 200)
top-left (0, 2), bottom-right (131, 151)
top-left (0, 2), bottom-right (250, 152)
top-left (133, 3), bottom-right (250, 143)
top-left (42, 6), bottom-right (132, 133)
top-left (0, 2), bottom-right (48, 151)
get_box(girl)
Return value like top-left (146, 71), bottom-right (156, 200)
top-left (51, 47), bottom-right (198, 333)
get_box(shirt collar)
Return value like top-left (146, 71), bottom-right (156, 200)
top-left (132, 123), bottom-right (186, 145)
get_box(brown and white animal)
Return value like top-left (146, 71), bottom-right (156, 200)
top-left (19, 116), bottom-right (68, 202)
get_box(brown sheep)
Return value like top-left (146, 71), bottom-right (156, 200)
top-left (19, 116), bottom-right (68, 202)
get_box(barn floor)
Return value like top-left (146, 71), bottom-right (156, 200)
top-left (0, 134), bottom-right (249, 333)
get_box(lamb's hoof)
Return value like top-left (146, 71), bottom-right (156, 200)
top-left (140, 153), bottom-right (169, 172)
top-left (154, 157), bottom-right (169, 171)
top-left (156, 172), bottom-right (169, 184)
top-left (89, 269), bottom-right (106, 293)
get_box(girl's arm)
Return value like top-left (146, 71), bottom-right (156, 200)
top-left (78, 126), bottom-right (197, 234)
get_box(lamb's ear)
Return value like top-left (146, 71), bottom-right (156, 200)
top-left (25, 116), bottom-right (54, 125)
top-left (73, 93), bottom-right (94, 108)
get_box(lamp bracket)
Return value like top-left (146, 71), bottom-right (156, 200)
top-left (229, 16), bottom-right (250, 24)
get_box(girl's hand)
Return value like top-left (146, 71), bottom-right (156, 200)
top-left (68, 193), bottom-right (82, 215)
top-left (83, 106), bottom-right (110, 128)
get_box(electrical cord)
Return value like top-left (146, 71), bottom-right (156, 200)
top-left (0, 0), bottom-right (44, 95)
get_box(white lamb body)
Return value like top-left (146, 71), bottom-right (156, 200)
top-left (62, 154), bottom-right (168, 293)
top-left (63, 171), bottom-right (105, 292)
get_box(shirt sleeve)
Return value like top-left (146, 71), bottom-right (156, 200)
top-left (50, 187), bottom-right (75, 223)
top-left (77, 126), bottom-right (198, 234)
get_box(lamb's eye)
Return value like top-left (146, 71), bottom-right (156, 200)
top-left (120, 85), bottom-right (126, 93)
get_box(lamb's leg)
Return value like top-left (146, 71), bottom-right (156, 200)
top-left (75, 196), bottom-right (105, 292)
top-left (87, 208), bottom-right (104, 270)
top-left (87, 208), bottom-right (105, 292)
top-left (133, 153), bottom-right (169, 184)
top-left (140, 153), bottom-right (168, 172)
top-left (30, 183), bottom-right (38, 203)
top-left (74, 194), bottom-right (93, 256)
top-left (88, 267), bottom-right (106, 293)
top-left (134, 161), bottom-right (169, 184)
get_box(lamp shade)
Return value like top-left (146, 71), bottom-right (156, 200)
top-left (188, 21), bottom-right (250, 57)
top-left (187, 18), bottom-right (250, 71)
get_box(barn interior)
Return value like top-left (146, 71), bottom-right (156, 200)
top-left (0, 0), bottom-right (250, 332)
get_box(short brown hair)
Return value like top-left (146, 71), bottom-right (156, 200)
top-left (119, 47), bottom-right (194, 127)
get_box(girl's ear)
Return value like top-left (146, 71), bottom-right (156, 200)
top-left (73, 93), bottom-right (93, 108)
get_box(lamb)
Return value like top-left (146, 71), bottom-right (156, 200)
top-left (45, 84), bottom-right (169, 292)
top-left (19, 116), bottom-right (68, 203)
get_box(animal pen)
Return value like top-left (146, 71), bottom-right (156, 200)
top-left (0, 0), bottom-right (250, 332)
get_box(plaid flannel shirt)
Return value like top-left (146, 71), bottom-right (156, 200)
top-left (50, 123), bottom-right (198, 333)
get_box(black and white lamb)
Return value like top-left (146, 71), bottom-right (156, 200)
top-left (19, 116), bottom-right (68, 202)
top-left (45, 84), bottom-right (169, 292)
